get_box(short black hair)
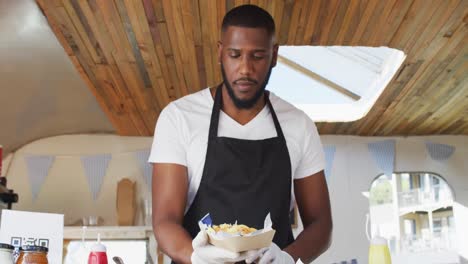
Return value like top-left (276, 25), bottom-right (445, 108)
top-left (221, 5), bottom-right (275, 38)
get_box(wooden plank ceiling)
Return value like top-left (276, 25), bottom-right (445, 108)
top-left (36, 0), bottom-right (468, 136)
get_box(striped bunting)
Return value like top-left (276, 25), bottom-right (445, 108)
top-left (80, 154), bottom-right (111, 200)
top-left (425, 141), bottom-right (455, 161)
top-left (25, 155), bottom-right (55, 201)
top-left (135, 149), bottom-right (152, 191)
top-left (323, 146), bottom-right (336, 183)
top-left (368, 140), bottom-right (395, 177)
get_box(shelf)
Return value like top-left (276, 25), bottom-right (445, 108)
top-left (64, 226), bottom-right (153, 240)
top-left (63, 226), bottom-right (163, 263)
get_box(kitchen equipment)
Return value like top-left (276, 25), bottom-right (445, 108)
top-left (368, 235), bottom-right (391, 264)
top-left (1, 144), bottom-right (19, 218)
top-left (143, 198), bottom-right (152, 226)
top-left (112, 256), bottom-right (124, 264)
top-left (0, 177), bottom-right (19, 224)
top-left (366, 214), bottom-right (391, 264)
top-left (87, 234), bottom-right (108, 264)
top-left (0, 243), bottom-right (14, 264)
top-left (116, 179), bottom-right (135, 226)
top-left (16, 245), bottom-right (48, 264)
top-left (82, 216), bottom-right (100, 226)
top-left (0, 177), bottom-right (18, 209)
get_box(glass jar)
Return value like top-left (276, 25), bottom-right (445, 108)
top-left (16, 245), bottom-right (48, 264)
top-left (0, 243), bottom-right (14, 264)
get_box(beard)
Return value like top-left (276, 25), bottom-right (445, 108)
top-left (220, 63), bottom-right (273, 109)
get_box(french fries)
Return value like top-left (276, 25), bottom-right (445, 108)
top-left (208, 223), bottom-right (257, 235)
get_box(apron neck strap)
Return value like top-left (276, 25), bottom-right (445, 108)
top-left (208, 84), bottom-right (223, 140)
top-left (208, 84), bottom-right (285, 140)
top-left (266, 92), bottom-right (285, 139)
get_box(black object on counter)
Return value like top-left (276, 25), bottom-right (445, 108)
top-left (0, 243), bottom-right (14, 250)
top-left (0, 177), bottom-right (18, 209)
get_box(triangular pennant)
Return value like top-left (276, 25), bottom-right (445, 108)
top-left (25, 155), bottom-right (55, 201)
top-left (368, 140), bottom-right (395, 177)
top-left (80, 154), bottom-right (111, 200)
top-left (425, 141), bottom-right (455, 161)
top-left (135, 149), bottom-right (152, 191)
top-left (323, 146), bottom-right (336, 183)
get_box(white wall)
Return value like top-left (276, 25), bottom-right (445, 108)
top-left (2, 134), bottom-right (153, 226)
top-left (313, 135), bottom-right (468, 264)
top-left (2, 134), bottom-right (467, 263)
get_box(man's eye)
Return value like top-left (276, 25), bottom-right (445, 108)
top-left (253, 55), bottom-right (264, 59)
top-left (229, 53), bottom-right (240, 58)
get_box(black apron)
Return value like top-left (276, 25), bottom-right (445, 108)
top-left (176, 86), bottom-right (294, 263)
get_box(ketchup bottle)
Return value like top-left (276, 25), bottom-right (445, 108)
top-left (88, 234), bottom-right (108, 264)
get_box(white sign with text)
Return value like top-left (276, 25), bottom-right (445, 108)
top-left (0, 210), bottom-right (64, 263)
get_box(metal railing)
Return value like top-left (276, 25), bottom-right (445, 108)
top-left (398, 186), bottom-right (453, 208)
top-left (400, 228), bottom-right (457, 253)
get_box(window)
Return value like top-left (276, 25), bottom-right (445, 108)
top-left (267, 46), bottom-right (406, 122)
top-left (448, 215), bottom-right (455, 229)
top-left (433, 218), bottom-right (442, 233)
top-left (404, 219), bottom-right (416, 236)
top-left (368, 172), bottom-right (457, 264)
top-left (369, 174), bottom-right (393, 205)
top-left (420, 174), bottom-right (426, 190)
top-left (401, 173), bottom-right (411, 192)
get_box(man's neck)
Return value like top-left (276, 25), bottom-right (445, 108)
top-left (210, 85), bottom-right (266, 126)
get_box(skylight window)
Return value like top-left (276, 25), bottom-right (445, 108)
top-left (267, 46), bottom-right (406, 122)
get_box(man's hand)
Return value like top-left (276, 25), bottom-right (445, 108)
top-left (191, 230), bottom-right (259, 264)
top-left (245, 243), bottom-right (294, 264)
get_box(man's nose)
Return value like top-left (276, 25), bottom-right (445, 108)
top-left (239, 56), bottom-right (254, 76)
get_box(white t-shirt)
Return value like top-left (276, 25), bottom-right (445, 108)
top-left (149, 88), bottom-right (325, 211)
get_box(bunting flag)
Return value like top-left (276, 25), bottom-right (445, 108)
top-left (425, 141), bottom-right (455, 161)
top-left (134, 149), bottom-right (152, 191)
top-left (25, 155), bottom-right (55, 201)
top-left (80, 154), bottom-right (111, 200)
top-left (323, 146), bottom-right (336, 183)
top-left (368, 140), bottom-right (395, 177)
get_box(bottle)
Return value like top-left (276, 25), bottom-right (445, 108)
top-left (16, 245), bottom-right (48, 264)
top-left (88, 234), bottom-right (108, 264)
top-left (0, 243), bottom-right (14, 264)
top-left (368, 231), bottom-right (392, 264)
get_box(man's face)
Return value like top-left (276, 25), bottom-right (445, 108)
top-left (218, 26), bottom-right (278, 109)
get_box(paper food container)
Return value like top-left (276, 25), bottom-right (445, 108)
top-left (199, 213), bottom-right (276, 253)
top-left (208, 228), bottom-right (275, 252)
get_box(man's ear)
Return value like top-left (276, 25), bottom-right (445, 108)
top-left (217, 41), bottom-right (223, 64)
top-left (271, 44), bottom-right (279, 67)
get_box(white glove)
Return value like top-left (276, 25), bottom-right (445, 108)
top-left (191, 230), bottom-right (259, 264)
top-left (245, 243), bottom-right (295, 264)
